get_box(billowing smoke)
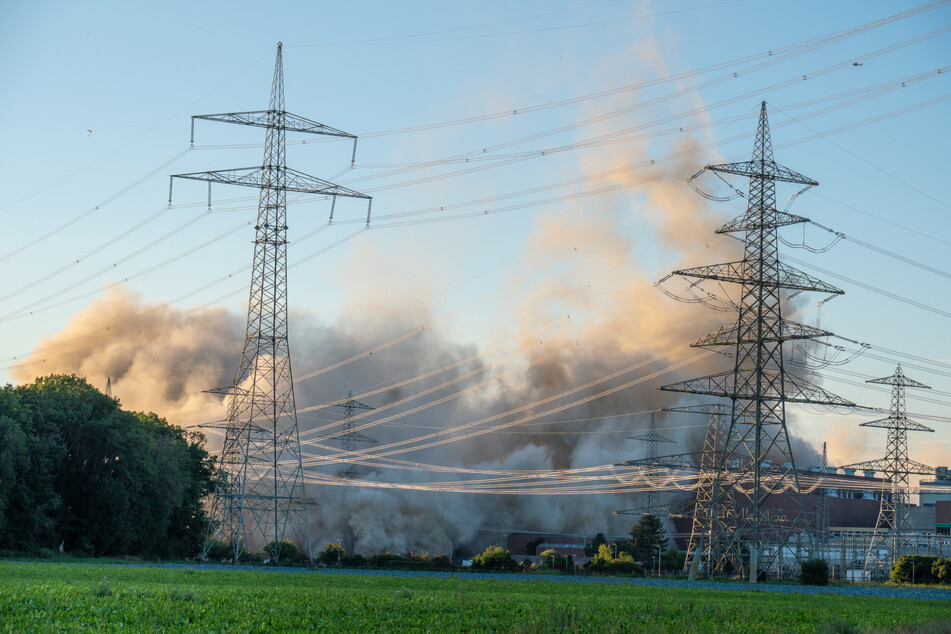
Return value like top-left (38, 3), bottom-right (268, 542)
top-left (13, 67), bottom-right (842, 555)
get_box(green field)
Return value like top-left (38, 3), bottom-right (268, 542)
top-left (1, 562), bottom-right (949, 633)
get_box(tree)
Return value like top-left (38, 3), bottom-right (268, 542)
top-left (629, 513), bottom-right (668, 565)
top-left (584, 532), bottom-right (606, 556)
top-left (525, 537), bottom-right (545, 555)
top-left (800, 558), bottom-right (830, 586)
top-left (472, 545), bottom-right (517, 571)
top-left (0, 375), bottom-right (215, 559)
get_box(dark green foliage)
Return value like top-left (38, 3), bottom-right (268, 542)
top-left (204, 540), bottom-right (232, 562)
top-left (629, 513), bottom-right (669, 564)
top-left (801, 558), bottom-right (830, 586)
top-left (584, 544), bottom-right (643, 575)
top-left (660, 548), bottom-right (686, 573)
top-left (891, 555), bottom-right (939, 584)
top-left (317, 543), bottom-right (347, 566)
top-left (471, 545), bottom-right (517, 571)
top-left (0, 375), bottom-right (215, 560)
top-left (932, 557), bottom-right (951, 583)
top-left (265, 540), bottom-right (305, 564)
top-left (538, 549), bottom-right (576, 573)
top-left (525, 537), bottom-right (545, 556)
top-left (368, 552), bottom-right (406, 568)
top-left (584, 532), bottom-right (607, 556)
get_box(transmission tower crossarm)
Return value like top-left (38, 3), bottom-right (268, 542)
top-left (715, 211), bottom-right (810, 234)
top-left (672, 261), bottom-right (844, 294)
top-left (193, 111), bottom-right (357, 139)
top-left (616, 453), bottom-right (700, 469)
top-left (692, 319), bottom-right (833, 347)
top-left (860, 416), bottom-right (934, 432)
top-left (170, 166), bottom-right (371, 199)
top-left (840, 457), bottom-right (934, 475)
top-left (705, 160), bottom-right (818, 186)
top-left (661, 370), bottom-right (854, 406)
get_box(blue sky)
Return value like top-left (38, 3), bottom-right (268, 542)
top-left (1, 0), bottom-right (950, 474)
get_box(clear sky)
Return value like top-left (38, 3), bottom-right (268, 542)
top-left (1, 0), bottom-right (950, 479)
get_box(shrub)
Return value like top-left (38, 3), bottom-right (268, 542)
top-left (317, 543), bottom-right (347, 566)
top-left (891, 555), bottom-right (938, 584)
top-left (368, 552), bottom-right (406, 568)
top-left (800, 558), bottom-right (829, 586)
top-left (472, 545), bottom-right (517, 571)
top-left (525, 537), bottom-right (545, 556)
top-left (586, 544), bottom-right (643, 575)
top-left (265, 540), bottom-right (305, 564)
top-left (538, 549), bottom-right (574, 573)
top-left (203, 539), bottom-right (233, 562)
top-left (931, 557), bottom-right (951, 583)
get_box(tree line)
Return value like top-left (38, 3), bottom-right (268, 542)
top-left (0, 375), bottom-right (216, 559)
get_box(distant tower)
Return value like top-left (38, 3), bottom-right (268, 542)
top-left (105, 377), bottom-right (113, 399)
top-left (673, 403), bottom-right (736, 576)
top-left (330, 391), bottom-right (377, 479)
top-left (615, 412), bottom-right (676, 517)
top-left (841, 364), bottom-right (933, 579)
top-left (816, 442), bottom-right (830, 555)
top-left (661, 102), bottom-right (853, 582)
top-left (170, 43), bottom-right (372, 563)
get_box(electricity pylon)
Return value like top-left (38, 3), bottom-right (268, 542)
top-left (661, 102), bottom-right (853, 582)
top-left (841, 364), bottom-right (933, 579)
top-left (330, 391), bottom-right (377, 479)
top-left (673, 403), bottom-right (738, 575)
top-left (170, 43), bottom-right (372, 563)
top-left (816, 442), bottom-right (830, 555)
top-left (614, 413), bottom-right (677, 517)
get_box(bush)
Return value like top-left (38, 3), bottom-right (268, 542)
top-left (800, 558), bottom-right (830, 586)
top-left (265, 540), bottom-right (305, 564)
top-left (203, 539), bottom-right (233, 562)
top-left (538, 549), bottom-right (575, 573)
top-left (368, 552), bottom-right (407, 568)
top-left (472, 546), bottom-right (517, 571)
top-left (317, 543), bottom-right (346, 566)
top-left (585, 544), bottom-right (643, 575)
top-left (931, 557), bottom-right (951, 583)
top-left (890, 555), bottom-right (938, 584)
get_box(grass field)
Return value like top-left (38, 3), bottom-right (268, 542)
top-left (1, 561), bottom-right (950, 632)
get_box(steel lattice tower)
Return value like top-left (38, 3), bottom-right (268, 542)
top-left (169, 43), bottom-right (371, 563)
top-left (330, 391), bottom-right (377, 479)
top-left (661, 102), bottom-right (853, 582)
top-left (620, 413), bottom-right (676, 515)
top-left (673, 404), bottom-right (739, 576)
top-left (841, 364), bottom-right (933, 579)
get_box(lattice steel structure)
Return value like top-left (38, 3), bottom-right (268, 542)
top-left (615, 413), bottom-right (676, 517)
top-left (817, 442), bottom-right (830, 552)
top-left (661, 102), bottom-right (853, 582)
top-left (170, 43), bottom-right (371, 563)
top-left (841, 364), bottom-right (933, 579)
top-left (674, 403), bottom-right (739, 576)
top-left (329, 391), bottom-right (377, 479)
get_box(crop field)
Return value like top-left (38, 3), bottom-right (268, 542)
top-left (1, 562), bottom-right (950, 633)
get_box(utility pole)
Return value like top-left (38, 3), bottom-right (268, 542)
top-left (841, 364), bottom-right (933, 579)
top-left (171, 43), bottom-right (372, 564)
top-left (661, 102), bottom-right (853, 582)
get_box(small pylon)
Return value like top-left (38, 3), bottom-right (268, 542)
top-left (328, 391), bottom-right (377, 479)
top-left (615, 412), bottom-right (676, 517)
top-left (841, 364), bottom-right (933, 579)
